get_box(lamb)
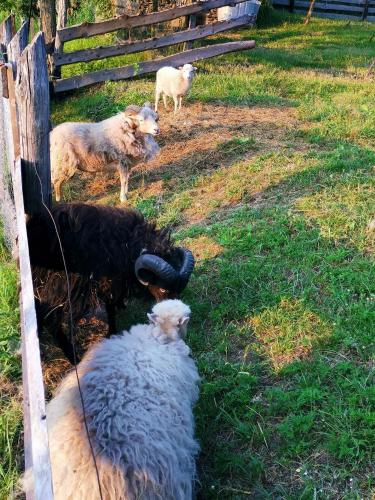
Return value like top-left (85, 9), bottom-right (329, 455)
top-left (155, 64), bottom-right (197, 114)
top-left (29, 299), bottom-right (200, 500)
top-left (50, 102), bottom-right (160, 203)
top-left (27, 203), bottom-right (195, 363)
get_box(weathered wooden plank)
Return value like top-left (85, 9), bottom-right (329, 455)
top-left (13, 155), bottom-right (54, 500)
top-left (54, 39), bottom-right (256, 92)
top-left (1, 56), bottom-right (53, 500)
top-left (1, 65), bottom-right (18, 171)
top-left (325, 0), bottom-right (366, 4)
top-left (0, 14), bottom-right (16, 61)
top-left (1, 14), bottom-right (16, 44)
top-left (0, 64), bottom-right (17, 250)
top-left (15, 32), bottom-right (52, 214)
top-left (1, 64), bottom-right (9, 97)
top-left (6, 65), bottom-right (20, 159)
top-left (53, 15), bottom-right (256, 67)
top-left (58, 0), bottom-right (250, 42)
top-left (292, 7), bottom-right (362, 17)
top-left (8, 21), bottom-right (29, 79)
top-left (274, 0), bottom-right (367, 5)
top-left (292, 0), bottom-right (364, 10)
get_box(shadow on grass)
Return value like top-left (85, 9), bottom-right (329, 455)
top-left (175, 163), bottom-right (374, 497)
top-left (115, 177), bottom-right (374, 497)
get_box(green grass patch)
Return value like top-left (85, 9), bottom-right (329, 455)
top-left (0, 228), bottom-right (22, 498)
top-left (50, 11), bottom-right (375, 498)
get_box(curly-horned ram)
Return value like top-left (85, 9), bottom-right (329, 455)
top-left (27, 203), bottom-right (194, 363)
top-left (23, 300), bottom-right (200, 500)
top-left (50, 102), bottom-right (159, 202)
top-left (155, 64), bottom-right (197, 114)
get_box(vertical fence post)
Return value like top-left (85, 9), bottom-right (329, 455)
top-left (15, 32), bottom-right (52, 215)
top-left (1, 14), bottom-right (16, 61)
top-left (362, 0), bottom-right (369, 19)
top-left (0, 62), bottom-right (18, 248)
top-left (185, 0), bottom-right (197, 51)
top-left (52, 0), bottom-right (67, 78)
top-left (8, 21), bottom-right (29, 79)
top-left (3, 14), bottom-right (16, 44)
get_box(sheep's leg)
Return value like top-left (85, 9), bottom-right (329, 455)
top-left (55, 324), bottom-right (77, 364)
top-left (36, 300), bottom-right (76, 364)
top-left (105, 302), bottom-right (117, 336)
top-left (178, 96), bottom-right (183, 110)
top-left (173, 96), bottom-right (179, 115)
top-left (118, 163), bottom-right (131, 202)
top-left (162, 93), bottom-right (168, 111)
top-left (155, 89), bottom-right (161, 112)
top-left (54, 180), bottom-right (63, 202)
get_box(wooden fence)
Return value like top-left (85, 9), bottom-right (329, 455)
top-left (273, 0), bottom-right (375, 21)
top-left (51, 0), bottom-right (257, 92)
top-left (0, 15), bottom-right (54, 500)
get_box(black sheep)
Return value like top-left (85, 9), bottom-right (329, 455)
top-left (27, 203), bottom-right (194, 363)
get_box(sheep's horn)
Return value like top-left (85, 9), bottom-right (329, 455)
top-left (135, 254), bottom-right (179, 287)
top-left (176, 248), bottom-right (195, 290)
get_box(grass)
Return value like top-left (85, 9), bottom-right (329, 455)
top-left (0, 227), bottom-right (22, 499)
top-left (51, 11), bottom-right (375, 498)
top-left (3, 8), bottom-right (369, 499)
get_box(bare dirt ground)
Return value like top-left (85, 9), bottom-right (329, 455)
top-left (68, 103), bottom-right (301, 205)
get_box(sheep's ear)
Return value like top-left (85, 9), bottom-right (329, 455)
top-left (147, 313), bottom-right (158, 325)
top-left (124, 104), bottom-right (140, 116)
top-left (179, 316), bottom-right (190, 327)
top-left (143, 101), bottom-right (152, 109)
top-left (193, 66), bottom-right (198, 71)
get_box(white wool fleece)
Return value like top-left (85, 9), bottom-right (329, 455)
top-left (45, 299), bottom-right (200, 500)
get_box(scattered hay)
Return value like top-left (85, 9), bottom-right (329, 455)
top-left (62, 103), bottom-right (299, 207)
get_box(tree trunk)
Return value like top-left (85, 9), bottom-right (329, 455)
top-left (52, 0), bottom-right (68, 78)
top-left (39, 0), bottom-right (56, 45)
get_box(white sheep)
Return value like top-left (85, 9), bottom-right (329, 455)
top-left (50, 103), bottom-right (160, 203)
top-left (35, 300), bottom-right (200, 500)
top-left (155, 64), bottom-right (197, 114)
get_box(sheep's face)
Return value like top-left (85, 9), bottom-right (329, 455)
top-left (125, 102), bottom-right (160, 136)
top-left (179, 64), bottom-right (197, 82)
top-left (148, 299), bottom-right (191, 341)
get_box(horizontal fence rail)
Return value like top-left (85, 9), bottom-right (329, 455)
top-left (57, 0), bottom-right (251, 42)
top-left (53, 40), bottom-right (256, 92)
top-left (53, 14), bottom-right (256, 67)
top-left (273, 0), bottom-right (375, 19)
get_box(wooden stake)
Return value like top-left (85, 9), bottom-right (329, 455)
top-left (304, 0), bottom-right (316, 23)
top-left (16, 32), bottom-right (52, 214)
